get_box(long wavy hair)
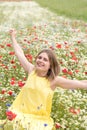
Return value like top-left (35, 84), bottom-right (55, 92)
top-left (35, 49), bottom-right (60, 80)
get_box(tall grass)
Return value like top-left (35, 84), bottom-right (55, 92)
top-left (33, 0), bottom-right (87, 22)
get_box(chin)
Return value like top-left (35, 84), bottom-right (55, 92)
top-left (36, 66), bottom-right (45, 72)
top-left (37, 68), bottom-right (44, 71)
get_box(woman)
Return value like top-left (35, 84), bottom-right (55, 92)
top-left (0, 29), bottom-right (87, 130)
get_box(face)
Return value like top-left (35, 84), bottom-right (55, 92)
top-left (35, 52), bottom-right (50, 73)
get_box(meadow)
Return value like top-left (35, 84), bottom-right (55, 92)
top-left (0, 1), bottom-right (87, 129)
top-left (33, 0), bottom-right (87, 22)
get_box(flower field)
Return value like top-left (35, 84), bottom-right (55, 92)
top-left (0, 1), bottom-right (87, 129)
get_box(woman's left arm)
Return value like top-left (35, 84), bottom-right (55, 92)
top-left (80, 80), bottom-right (87, 83)
top-left (55, 76), bottom-right (87, 89)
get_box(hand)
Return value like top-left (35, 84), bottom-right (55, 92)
top-left (9, 29), bottom-right (17, 38)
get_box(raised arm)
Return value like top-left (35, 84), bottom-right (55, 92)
top-left (51, 76), bottom-right (87, 90)
top-left (9, 29), bottom-right (34, 74)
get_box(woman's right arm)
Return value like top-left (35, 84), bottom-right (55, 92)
top-left (9, 29), bottom-right (34, 74)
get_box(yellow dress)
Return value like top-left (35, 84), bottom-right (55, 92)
top-left (0, 70), bottom-right (54, 130)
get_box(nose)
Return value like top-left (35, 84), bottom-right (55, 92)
top-left (39, 59), bottom-right (43, 63)
top-left (38, 58), bottom-right (44, 64)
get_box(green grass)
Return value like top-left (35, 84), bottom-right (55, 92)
top-left (33, 0), bottom-right (87, 21)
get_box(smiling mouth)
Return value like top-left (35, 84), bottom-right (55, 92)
top-left (37, 63), bottom-right (44, 67)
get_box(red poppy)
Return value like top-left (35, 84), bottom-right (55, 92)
top-left (0, 45), bottom-right (4, 48)
top-left (6, 43), bottom-right (12, 47)
top-left (62, 68), bottom-right (68, 74)
top-left (64, 41), bottom-right (68, 44)
top-left (59, 60), bottom-right (63, 64)
top-left (1, 89), bottom-right (6, 94)
top-left (13, 65), bottom-right (17, 69)
top-left (18, 81), bottom-right (25, 88)
top-left (70, 51), bottom-right (75, 56)
top-left (10, 80), bottom-right (15, 85)
top-left (11, 77), bottom-right (15, 81)
top-left (72, 56), bottom-right (78, 61)
top-left (6, 111), bottom-right (17, 121)
top-left (24, 38), bottom-right (27, 42)
top-left (9, 52), bottom-right (15, 55)
top-left (56, 43), bottom-right (62, 48)
top-left (8, 90), bottom-right (13, 96)
top-left (25, 54), bottom-right (32, 62)
top-left (0, 56), bottom-right (2, 58)
top-left (10, 78), bottom-right (16, 85)
top-left (49, 46), bottom-right (54, 50)
top-left (77, 40), bottom-right (81, 44)
top-left (27, 41), bottom-right (31, 44)
top-left (75, 70), bottom-right (79, 73)
top-left (85, 72), bottom-right (87, 75)
top-left (69, 107), bottom-right (80, 115)
top-left (74, 48), bottom-right (78, 52)
top-left (10, 60), bottom-right (15, 64)
top-left (23, 77), bottom-right (27, 81)
top-left (68, 71), bottom-right (73, 75)
top-left (4, 66), bottom-right (8, 69)
top-left (55, 122), bottom-right (61, 129)
top-left (34, 37), bottom-right (38, 41)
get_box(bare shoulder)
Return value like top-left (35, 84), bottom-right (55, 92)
top-left (52, 76), bottom-right (67, 85)
top-left (50, 76), bottom-right (64, 90)
top-left (28, 66), bottom-right (35, 75)
top-left (50, 76), bottom-right (69, 90)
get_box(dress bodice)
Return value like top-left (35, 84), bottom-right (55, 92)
top-left (1, 70), bottom-right (54, 130)
top-left (11, 70), bottom-right (54, 117)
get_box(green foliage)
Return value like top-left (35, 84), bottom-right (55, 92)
top-left (33, 0), bottom-right (87, 22)
top-left (0, 1), bottom-right (87, 129)
top-left (51, 88), bottom-right (87, 129)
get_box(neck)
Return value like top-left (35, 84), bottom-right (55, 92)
top-left (35, 69), bottom-right (47, 77)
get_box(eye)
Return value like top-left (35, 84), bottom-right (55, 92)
top-left (44, 58), bottom-right (48, 62)
top-left (37, 56), bottom-right (42, 59)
